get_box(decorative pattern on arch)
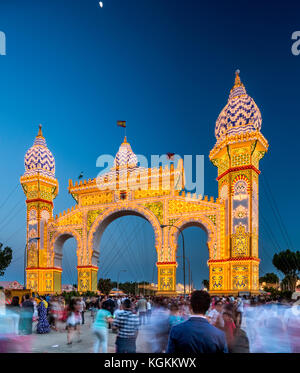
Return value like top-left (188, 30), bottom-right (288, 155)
top-left (87, 204), bottom-right (163, 265)
top-left (48, 228), bottom-right (83, 268)
top-left (168, 214), bottom-right (219, 262)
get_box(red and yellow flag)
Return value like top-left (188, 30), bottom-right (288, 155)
top-left (117, 120), bottom-right (126, 128)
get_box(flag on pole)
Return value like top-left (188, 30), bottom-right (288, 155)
top-left (167, 152), bottom-right (175, 160)
top-left (117, 120), bottom-right (126, 128)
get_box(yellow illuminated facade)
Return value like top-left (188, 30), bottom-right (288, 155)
top-left (21, 72), bottom-right (268, 295)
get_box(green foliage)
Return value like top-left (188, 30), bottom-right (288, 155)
top-left (281, 275), bottom-right (299, 292)
top-left (84, 290), bottom-right (98, 297)
top-left (263, 286), bottom-right (293, 300)
top-left (259, 272), bottom-right (279, 284)
top-left (272, 250), bottom-right (300, 291)
top-left (97, 279), bottom-right (153, 296)
top-left (98, 278), bottom-right (113, 295)
top-left (0, 243), bottom-right (13, 277)
top-left (61, 290), bottom-right (81, 305)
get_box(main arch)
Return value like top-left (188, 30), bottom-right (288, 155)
top-left (21, 71), bottom-right (268, 295)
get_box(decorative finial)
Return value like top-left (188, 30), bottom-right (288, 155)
top-left (37, 124), bottom-right (43, 137)
top-left (234, 69), bottom-right (242, 87)
top-left (123, 136), bottom-right (127, 143)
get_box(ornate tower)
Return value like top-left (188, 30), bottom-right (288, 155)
top-left (209, 71), bottom-right (268, 294)
top-left (20, 125), bottom-right (59, 292)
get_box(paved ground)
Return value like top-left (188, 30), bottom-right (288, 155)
top-left (30, 312), bottom-right (148, 353)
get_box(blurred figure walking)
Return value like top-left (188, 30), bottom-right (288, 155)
top-left (66, 299), bottom-right (82, 345)
top-left (92, 301), bottom-right (113, 353)
top-left (137, 296), bottom-right (147, 325)
top-left (36, 298), bottom-right (50, 334)
top-left (19, 294), bottom-right (34, 335)
top-left (113, 299), bottom-right (139, 353)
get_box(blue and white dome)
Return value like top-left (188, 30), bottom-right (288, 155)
top-left (215, 71), bottom-right (262, 143)
top-left (24, 125), bottom-right (56, 178)
top-left (114, 137), bottom-right (138, 168)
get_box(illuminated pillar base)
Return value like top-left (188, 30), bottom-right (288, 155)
top-left (77, 266), bottom-right (98, 293)
top-left (26, 267), bottom-right (62, 294)
top-left (156, 262), bottom-right (177, 296)
top-left (208, 258), bottom-right (260, 296)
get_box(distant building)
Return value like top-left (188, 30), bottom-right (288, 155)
top-left (61, 284), bottom-right (76, 292)
top-left (0, 281), bottom-right (23, 290)
top-left (110, 288), bottom-right (125, 296)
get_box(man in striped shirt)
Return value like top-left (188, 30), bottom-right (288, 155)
top-left (113, 299), bottom-right (139, 353)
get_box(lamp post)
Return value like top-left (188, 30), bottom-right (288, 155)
top-left (161, 224), bottom-right (186, 298)
top-left (177, 255), bottom-right (191, 295)
top-left (24, 237), bottom-right (40, 289)
top-left (117, 269), bottom-right (127, 294)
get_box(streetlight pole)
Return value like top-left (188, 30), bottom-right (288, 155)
top-left (161, 224), bottom-right (186, 298)
top-left (177, 255), bottom-right (191, 295)
top-left (117, 269), bottom-right (127, 293)
top-left (24, 237), bottom-right (40, 289)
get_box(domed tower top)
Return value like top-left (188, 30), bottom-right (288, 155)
top-left (214, 70), bottom-right (262, 144)
top-left (24, 124), bottom-right (56, 179)
top-left (113, 136), bottom-right (138, 169)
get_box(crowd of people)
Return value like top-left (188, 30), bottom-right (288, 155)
top-left (1, 290), bottom-right (300, 353)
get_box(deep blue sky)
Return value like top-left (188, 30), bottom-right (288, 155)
top-left (0, 0), bottom-right (300, 288)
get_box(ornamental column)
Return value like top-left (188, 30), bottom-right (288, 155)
top-left (20, 125), bottom-right (59, 293)
top-left (209, 71), bottom-right (268, 295)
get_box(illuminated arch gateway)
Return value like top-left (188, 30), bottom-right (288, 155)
top-left (20, 72), bottom-right (268, 295)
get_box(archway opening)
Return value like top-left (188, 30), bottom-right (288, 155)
top-left (95, 214), bottom-right (156, 293)
top-left (61, 237), bottom-right (78, 287)
top-left (175, 223), bottom-right (209, 291)
top-left (53, 234), bottom-right (78, 288)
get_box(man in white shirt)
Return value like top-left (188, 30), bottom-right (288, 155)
top-left (208, 300), bottom-right (224, 329)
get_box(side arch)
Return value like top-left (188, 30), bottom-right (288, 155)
top-left (87, 204), bottom-right (163, 266)
top-left (168, 214), bottom-right (219, 261)
top-left (48, 228), bottom-right (83, 268)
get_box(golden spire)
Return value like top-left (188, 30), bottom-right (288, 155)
top-left (233, 69), bottom-right (243, 88)
top-left (123, 136), bottom-right (128, 144)
top-left (37, 124), bottom-right (43, 137)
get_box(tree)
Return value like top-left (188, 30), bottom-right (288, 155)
top-left (259, 272), bottom-right (279, 285)
top-left (0, 243), bottom-right (12, 277)
top-left (272, 250), bottom-right (300, 291)
top-left (202, 279), bottom-right (209, 289)
top-left (97, 278), bottom-right (113, 295)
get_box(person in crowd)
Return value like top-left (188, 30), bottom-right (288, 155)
top-left (230, 324), bottom-right (250, 353)
top-left (222, 311), bottom-right (236, 351)
top-left (31, 296), bottom-right (38, 322)
top-left (147, 297), bottom-right (170, 353)
top-left (92, 301), bottom-right (113, 353)
top-left (169, 303), bottom-right (185, 328)
top-left (19, 294), bottom-right (34, 335)
top-left (85, 297), bottom-right (91, 311)
top-left (137, 296), bottom-right (147, 325)
top-left (235, 297), bottom-right (244, 327)
top-left (208, 300), bottom-right (224, 329)
top-left (37, 297), bottom-right (50, 334)
top-left (90, 296), bottom-right (99, 323)
top-left (78, 297), bottom-right (86, 325)
top-left (167, 291), bottom-right (228, 353)
top-left (113, 299), bottom-right (139, 353)
top-left (103, 295), bottom-right (116, 329)
top-left (66, 298), bottom-right (82, 345)
top-left (146, 297), bottom-right (152, 323)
